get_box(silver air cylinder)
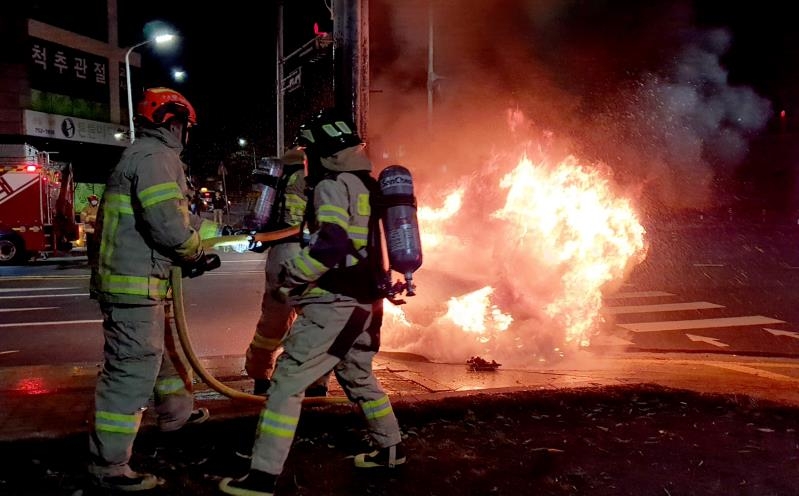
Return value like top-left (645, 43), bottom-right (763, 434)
top-left (378, 165), bottom-right (423, 296)
top-left (252, 157), bottom-right (284, 231)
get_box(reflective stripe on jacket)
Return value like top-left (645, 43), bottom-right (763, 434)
top-left (93, 127), bottom-right (219, 304)
top-left (281, 145), bottom-right (372, 304)
top-left (282, 169), bottom-right (307, 227)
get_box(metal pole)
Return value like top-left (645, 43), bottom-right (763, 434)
top-left (220, 164), bottom-right (229, 224)
top-left (427, 0), bottom-right (434, 133)
top-left (276, 1), bottom-right (285, 155)
top-left (333, 0), bottom-right (369, 140)
top-left (125, 40), bottom-right (149, 143)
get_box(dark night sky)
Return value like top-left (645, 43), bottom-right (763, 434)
top-left (118, 1), bottom-right (331, 165)
top-left (116, 1), bottom-right (799, 138)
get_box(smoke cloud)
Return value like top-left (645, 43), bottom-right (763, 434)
top-left (369, 0), bottom-right (772, 212)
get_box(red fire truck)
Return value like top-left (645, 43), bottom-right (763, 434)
top-left (0, 144), bottom-right (79, 265)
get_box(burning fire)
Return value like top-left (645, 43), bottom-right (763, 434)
top-left (381, 149), bottom-right (647, 366)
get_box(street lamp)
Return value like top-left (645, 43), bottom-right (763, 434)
top-left (172, 69), bottom-right (187, 82)
top-left (125, 33), bottom-right (177, 143)
top-left (238, 138), bottom-right (258, 169)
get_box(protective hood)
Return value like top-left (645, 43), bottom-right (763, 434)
top-left (319, 144), bottom-right (371, 173)
top-left (138, 126), bottom-right (183, 152)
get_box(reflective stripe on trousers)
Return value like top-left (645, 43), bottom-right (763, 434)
top-left (89, 302), bottom-right (194, 476)
top-left (250, 301), bottom-right (401, 475)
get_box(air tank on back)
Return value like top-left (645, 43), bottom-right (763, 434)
top-left (251, 157), bottom-right (284, 231)
top-left (377, 165), bottom-right (423, 296)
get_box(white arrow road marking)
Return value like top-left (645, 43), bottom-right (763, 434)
top-left (0, 319), bottom-right (101, 328)
top-left (764, 328), bottom-right (799, 339)
top-left (0, 293), bottom-right (88, 300)
top-left (693, 263), bottom-right (725, 267)
top-left (0, 350), bottom-right (20, 355)
top-left (0, 287), bottom-right (80, 293)
top-left (604, 291), bottom-right (674, 299)
top-left (618, 315), bottom-right (785, 332)
top-left (604, 301), bottom-right (724, 315)
top-left (685, 333), bottom-right (729, 347)
top-left (0, 307), bottom-right (58, 313)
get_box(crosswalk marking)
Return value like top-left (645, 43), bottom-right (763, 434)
top-left (0, 307), bottom-right (57, 313)
top-left (604, 291), bottom-right (674, 299)
top-left (0, 287), bottom-right (80, 293)
top-left (0, 319), bottom-right (102, 328)
top-left (618, 315), bottom-right (785, 333)
top-left (764, 328), bottom-right (799, 339)
top-left (0, 293), bottom-right (88, 300)
top-left (604, 301), bottom-right (724, 315)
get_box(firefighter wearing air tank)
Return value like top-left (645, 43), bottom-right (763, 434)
top-left (245, 148), bottom-right (329, 397)
top-left (220, 109), bottom-right (409, 495)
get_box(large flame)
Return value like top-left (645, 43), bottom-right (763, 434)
top-left (382, 146), bottom-right (647, 367)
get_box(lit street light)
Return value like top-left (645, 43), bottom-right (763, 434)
top-left (172, 68), bottom-right (187, 82)
top-left (125, 33), bottom-right (177, 143)
top-left (238, 138), bottom-right (258, 169)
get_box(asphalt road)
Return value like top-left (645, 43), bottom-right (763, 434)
top-left (2, 220), bottom-right (799, 369)
top-left (603, 222), bottom-right (799, 357)
top-left (0, 252), bottom-right (267, 367)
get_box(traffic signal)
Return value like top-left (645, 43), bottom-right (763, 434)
top-left (313, 20), bottom-right (333, 49)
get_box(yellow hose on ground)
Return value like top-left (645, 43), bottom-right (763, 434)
top-left (171, 227), bottom-right (348, 405)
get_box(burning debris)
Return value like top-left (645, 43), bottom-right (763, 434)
top-left (381, 142), bottom-right (647, 368)
top-left (467, 356), bottom-right (501, 372)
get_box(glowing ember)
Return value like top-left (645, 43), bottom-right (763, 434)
top-left (381, 145), bottom-right (647, 367)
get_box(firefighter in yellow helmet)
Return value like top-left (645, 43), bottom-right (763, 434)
top-left (220, 109), bottom-right (406, 496)
top-left (88, 87), bottom-right (230, 491)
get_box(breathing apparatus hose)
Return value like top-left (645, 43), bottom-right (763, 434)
top-left (169, 226), bottom-right (346, 406)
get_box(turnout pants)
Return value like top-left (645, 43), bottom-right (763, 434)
top-left (245, 243), bottom-right (299, 379)
top-left (88, 302), bottom-right (194, 477)
top-left (250, 299), bottom-right (402, 475)
top-left (246, 243), bottom-right (329, 390)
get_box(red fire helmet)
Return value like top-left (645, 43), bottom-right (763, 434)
top-left (136, 87), bottom-right (197, 127)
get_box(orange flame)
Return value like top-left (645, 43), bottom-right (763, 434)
top-left (382, 147), bottom-right (647, 366)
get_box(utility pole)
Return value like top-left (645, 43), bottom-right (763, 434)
top-left (427, 0), bottom-right (435, 133)
top-left (333, 0), bottom-right (369, 140)
top-left (275, 0), bottom-right (285, 155)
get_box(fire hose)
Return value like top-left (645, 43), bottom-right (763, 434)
top-left (169, 226), bottom-right (346, 405)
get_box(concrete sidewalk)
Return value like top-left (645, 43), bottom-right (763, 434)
top-left (3, 350), bottom-right (799, 443)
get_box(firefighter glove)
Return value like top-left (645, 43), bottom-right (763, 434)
top-left (183, 252), bottom-right (221, 278)
top-left (247, 234), bottom-right (267, 253)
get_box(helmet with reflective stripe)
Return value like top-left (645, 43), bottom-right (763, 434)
top-left (295, 108), bottom-right (363, 158)
top-left (136, 87), bottom-right (197, 127)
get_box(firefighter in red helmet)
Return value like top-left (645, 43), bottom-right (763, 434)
top-left (87, 87), bottom-right (231, 491)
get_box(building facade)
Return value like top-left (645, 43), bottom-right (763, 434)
top-left (0, 0), bottom-right (137, 183)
